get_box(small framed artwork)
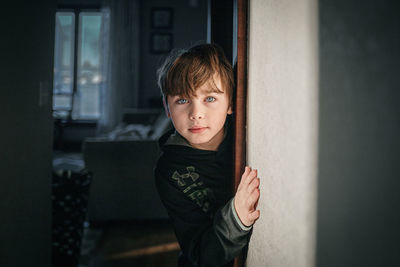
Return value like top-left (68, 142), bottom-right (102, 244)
top-left (151, 8), bottom-right (173, 29)
top-left (150, 33), bottom-right (173, 53)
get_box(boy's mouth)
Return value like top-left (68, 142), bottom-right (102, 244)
top-left (189, 127), bottom-right (207, 133)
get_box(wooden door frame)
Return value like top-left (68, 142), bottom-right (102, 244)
top-left (233, 0), bottom-right (248, 196)
top-left (233, 0), bottom-right (248, 266)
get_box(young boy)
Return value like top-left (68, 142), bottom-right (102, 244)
top-left (154, 44), bottom-right (260, 267)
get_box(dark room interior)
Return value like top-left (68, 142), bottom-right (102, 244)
top-left (1, 0), bottom-right (235, 266)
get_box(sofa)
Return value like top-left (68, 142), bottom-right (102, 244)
top-left (82, 109), bottom-right (172, 222)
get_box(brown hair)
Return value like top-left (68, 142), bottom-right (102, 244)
top-left (157, 43), bottom-right (234, 106)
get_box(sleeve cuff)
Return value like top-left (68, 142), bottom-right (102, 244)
top-left (230, 197), bottom-right (253, 231)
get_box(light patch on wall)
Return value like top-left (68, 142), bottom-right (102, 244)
top-left (245, 0), bottom-right (319, 266)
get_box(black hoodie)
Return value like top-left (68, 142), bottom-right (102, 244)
top-left (154, 116), bottom-right (252, 267)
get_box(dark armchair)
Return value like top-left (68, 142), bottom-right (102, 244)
top-left (83, 110), bottom-right (171, 222)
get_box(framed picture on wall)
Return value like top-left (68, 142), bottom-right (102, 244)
top-left (151, 8), bottom-right (173, 29)
top-left (150, 33), bottom-right (173, 53)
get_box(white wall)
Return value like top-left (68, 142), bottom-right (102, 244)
top-left (246, 0), bottom-right (318, 266)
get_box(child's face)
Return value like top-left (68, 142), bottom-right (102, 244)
top-left (166, 75), bottom-right (232, 151)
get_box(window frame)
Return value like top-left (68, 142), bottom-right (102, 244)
top-left (54, 5), bottom-right (102, 123)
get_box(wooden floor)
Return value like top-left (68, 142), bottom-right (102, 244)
top-left (78, 220), bottom-right (180, 267)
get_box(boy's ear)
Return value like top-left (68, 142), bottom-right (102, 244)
top-left (163, 96), bottom-right (171, 117)
top-left (227, 105), bottom-right (233, 115)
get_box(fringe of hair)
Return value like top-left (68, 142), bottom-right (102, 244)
top-left (157, 44), bottom-right (234, 106)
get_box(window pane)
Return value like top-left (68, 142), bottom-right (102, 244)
top-left (53, 12), bottom-right (75, 96)
top-left (73, 12), bottom-right (102, 120)
top-left (53, 95), bottom-right (72, 109)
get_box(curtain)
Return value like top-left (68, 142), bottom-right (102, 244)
top-left (97, 0), bottom-right (140, 134)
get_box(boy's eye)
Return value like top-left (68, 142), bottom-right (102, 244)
top-left (205, 96), bottom-right (216, 102)
top-left (177, 98), bottom-right (188, 104)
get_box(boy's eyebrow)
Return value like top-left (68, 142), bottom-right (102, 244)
top-left (170, 88), bottom-right (224, 99)
top-left (199, 88), bottom-right (224, 94)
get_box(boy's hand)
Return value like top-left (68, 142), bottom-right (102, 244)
top-left (234, 166), bottom-right (261, 227)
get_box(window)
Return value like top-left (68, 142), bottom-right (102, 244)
top-left (53, 10), bottom-right (104, 120)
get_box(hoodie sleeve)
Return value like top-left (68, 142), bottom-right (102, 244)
top-left (154, 165), bottom-right (252, 266)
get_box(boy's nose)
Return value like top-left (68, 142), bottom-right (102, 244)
top-left (190, 113), bottom-right (204, 120)
top-left (189, 103), bottom-right (204, 120)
